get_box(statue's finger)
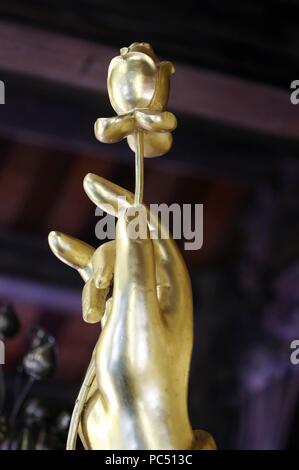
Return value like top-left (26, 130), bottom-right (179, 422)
top-left (148, 213), bottom-right (192, 315)
top-left (48, 231), bottom-right (94, 281)
top-left (82, 278), bottom-right (109, 324)
top-left (154, 237), bottom-right (192, 316)
top-left (92, 241), bottom-right (115, 289)
top-left (83, 173), bottom-right (133, 217)
top-left (112, 206), bottom-right (159, 313)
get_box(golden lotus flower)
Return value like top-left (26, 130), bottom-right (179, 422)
top-left (94, 43), bottom-right (177, 157)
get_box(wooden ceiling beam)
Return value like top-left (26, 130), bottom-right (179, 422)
top-left (0, 20), bottom-right (297, 141)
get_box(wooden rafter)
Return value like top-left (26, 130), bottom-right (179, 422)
top-left (0, 20), bottom-right (297, 141)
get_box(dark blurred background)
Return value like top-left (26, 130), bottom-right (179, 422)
top-left (0, 0), bottom-right (299, 450)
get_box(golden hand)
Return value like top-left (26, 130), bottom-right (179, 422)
top-left (49, 174), bottom-right (215, 450)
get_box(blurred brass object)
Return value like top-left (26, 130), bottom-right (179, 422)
top-left (48, 43), bottom-right (216, 450)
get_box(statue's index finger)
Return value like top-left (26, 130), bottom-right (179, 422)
top-left (83, 173), bottom-right (133, 217)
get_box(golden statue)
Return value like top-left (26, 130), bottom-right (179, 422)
top-left (48, 43), bottom-right (216, 450)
